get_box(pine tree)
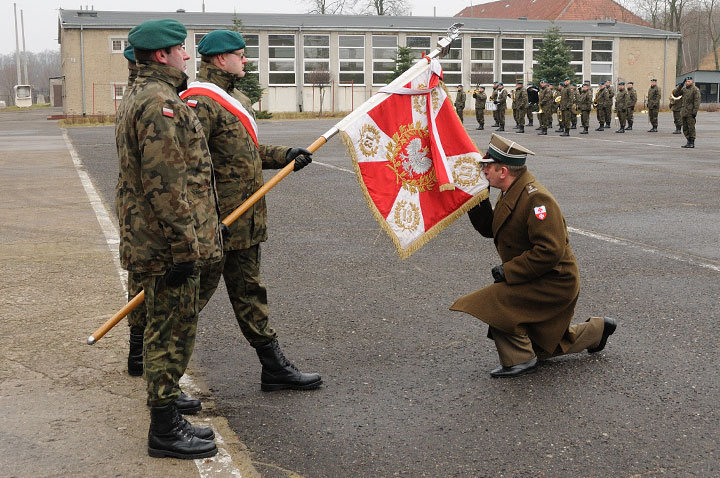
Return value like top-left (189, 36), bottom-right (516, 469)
top-left (532, 27), bottom-right (574, 86)
top-left (387, 46), bottom-right (414, 83)
top-left (230, 15), bottom-right (263, 106)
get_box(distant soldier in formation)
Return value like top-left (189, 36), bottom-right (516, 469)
top-left (558, 78), bottom-right (573, 136)
top-left (526, 83), bottom-right (539, 127)
top-left (537, 79), bottom-right (553, 135)
top-left (604, 80), bottom-right (615, 128)
top-left (674, 76), bottom-right (701, 148)
top-left (554, 83), bottom-right (563, 132)
top-left (646, 78), bottom-right (661, 132)
top-left (547, 83), bottom-right (556, 129)
top-left (494, 82), bottom-right (508, 132)
top-left (626, 81), bottom-right (637, 130)
top-left (123, 44), bottom-right (138, 86)
top-left (669, 81), bottom-right (683, 134)
top-left (569, 83), bottom-right (579, 129)
top-left (473, 85), bottom-right (486, 130)
top-left (577, 82), bottom-right (593, 134)
top-left (454, 85), bottom-right (466, 123)
top-left (595, 82), bottom-right (610, 131)
top-left (615, 81), bottom-right (628, 133)
top-left (512, 80), bottom-right (528, 133)
top-left (490, 81), bottom-right (500, 127)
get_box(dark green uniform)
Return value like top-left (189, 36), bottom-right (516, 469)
top-left (495, 87), bottom-right (508, 129)
top-left (570, 86), bottom-right (579, 128)
top-left (473, 90), bottom-right (486, 128)
top-left (538, 85), bottom-right (554, 130)
top-left (512, 86), bottom-right (528, 128)
top-left (577, 88), bottom-right (592, 130)
top-left (451, 170), bottom-right (606, 366)
top-left (675, 83), bottom-right (701, 144)
top-left (455, 88), bottom-right (466, 123)
top-left (647, 84), bottom-right (661, 129)
top-left (615, 86), bottom-right (628, 130)
top-left (596, 87), bottom-right (610, 128)
top-left (559, 84), bottom-right (573, 132)
top-left (626, 86), bottom-right (637, 128)
top-left (115, 61), bottom-right (222, 406)
top-left (184, 63), bottom-right (292, 347)
top-left (490, 85), bottom-right (499, 125)
top-left (605, 84), bottom-right (615, 126)
top-left (669, 88), bottom-right (683, 131)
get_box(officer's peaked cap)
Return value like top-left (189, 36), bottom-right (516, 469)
top-left (484, 134), bottom-right (535, 166)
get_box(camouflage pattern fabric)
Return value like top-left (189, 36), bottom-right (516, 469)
top-left (139, 271), bottom-right (200, 406)
top-left (677, 84), bottom-right (701, 141)
top-left (473, 91), bottom-right (486, 127)
top-left (198, 245), bottom-right (276, 347)
top-left (454, 89), bottom-right (466, 123)
top-left (512, 87), bottom-right (528, 126)
top-left (495, 88), bottom-right (508, 126)
top-left (559, 85), bottom-right (573, 129)
top-left (648, 85), bottom-right (661, 128)
top-left (570, 88), bottom-right (579, 126)
top-left (115, 62), bottom-right (222, 273)
top-left (184, 63), bottom-right (289, 251)
top-left (538, 86), bottom-right (553, 129)
top-left (596, 88), bottom-right (610, 125)
top-left (627, 88), bottom-right (637, 123)
top-left (577, 89), bottom-right (592, 128)
top-left (615, 88), bottom-right (628, 128)
top-left (127, 271), bottom-right (145, 328)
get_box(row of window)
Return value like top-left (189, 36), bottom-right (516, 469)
top-left (110, 34), bottom-right (614, 87)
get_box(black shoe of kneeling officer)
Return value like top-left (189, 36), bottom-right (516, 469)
top-left (587, 317), bottom-right (617, 354)
top-left (681, 141), bottom-right (695, 148)
top-left (128, 326), bottom-right (144, 377)
top-left (495, 126), bottom-right (504, 132)
top-left (538, 128), bottom-right (547, 135)
top-left (148, 403), bottom-right (217, 459)
top-left (490, 357), bottom-right (538, 378)
top-left (673, 128), bottom-right (681, 134)
top-left (255, 340), bottom-right (322, 391)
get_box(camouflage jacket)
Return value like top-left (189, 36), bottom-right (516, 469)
top-left (675, 84), bottom-right (701, 117)
top-left (647, 85), bottom-right (661, 109)
top-left (454, 90), bottom-right (466, 108)
top-left (615, 89), bottom-right (629, 112)
top-left (577, 89), bottom-right (593, 111)
top-left (185, 63), bottom-right (290, 250)
top-left (473, 91), bottom-right (486, 109)
top-left (597, 87), bottom-right (611, 108)
top-left (115, 62), bottom-right (222, 272)
top-left (627, 88), bottom-right (637, 109)
top-left (495, 88), bottom-right (508, 107)
top-left (559, 85), bottom-right (573, 111)
top-left (538, 86), bottom-right (554, 109)
top-left (512, 88), bottom-right (528, 109)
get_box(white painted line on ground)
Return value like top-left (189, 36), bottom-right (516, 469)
top-left (310, 156), bottom-right (719, 272)
top-left (564, 134), bottom-right (720, 153)
top-left (63, 130), bottom-right (243, 477)
top-left (568, 226), bottom-right (720, 272)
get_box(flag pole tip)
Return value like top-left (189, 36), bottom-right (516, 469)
top-left (87, 336), bottom-right (96, 345)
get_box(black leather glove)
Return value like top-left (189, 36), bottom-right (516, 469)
top-left (220, 223), bottom-right (230, 241)
top-left (286, 147), bottom-right (313, 171)
top-left (491, 264), bottom-right (506, 283)
top-left (165, 261), bottom-right (195, 288)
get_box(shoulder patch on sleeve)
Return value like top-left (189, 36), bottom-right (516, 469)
top-left (162, 107), bottom-right (175, 118)
top-left (534, 205), bottom-right (547, 220)
top-left (527, 184), bottom-right (538, 194)
top-left (186, 99), bottom-right (198, 108)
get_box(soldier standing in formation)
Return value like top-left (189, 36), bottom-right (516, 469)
top-left (490, 81), bottom-right (499, 127)
top-left (451, 133), bottom-right (617, 377)
top-left (553, 82), bottom-right (563, 131)
top-left (473, 85), bottom-right (486, 130)
top-left (626, 82), bottom-right (637, 130)
top-left (512, 80), bottom-right (528, 133)
top-left (116, 19), bottom-right (222, 459)
top-left (615, 81), bottom-right (628, 133)
top-left (494, 82), bottom-right (508, 132)
top-left (569, 83), bottom-right (579, 129)
top-left (537, 79), bottom-right (553, 135)
top-left (526, 82), bottom-right (539, 127)
top-left (595, 82), bottom-right (609, 131)
top-left (604, 80), bottom-right (615, 128)
top-left (577, 82), bottom-right (593, 134)
top-left (669, 81), bottom-right (683, 134)
top-left (558, 78), bottom-right (573, 136)
top-left (182, 30), bottom-right (322, 392)
top-left (674, 76), bottom-right (701, 148)
top-left (646, 78), bottom-right (661, 132)
top-left (455, 85), bottom-right (466, 123)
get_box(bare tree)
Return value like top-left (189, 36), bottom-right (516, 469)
top-left (357, 0), bottom-right (410, 15)
top-left (306, 67), bottom-right (331, 114)
top-left (304, 0), bottom-right (347, 14)
top-left (704, 0), bottom-right (720, 69)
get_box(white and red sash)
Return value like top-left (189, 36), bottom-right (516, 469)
top-left (180, 81), bottom-right (259, 147)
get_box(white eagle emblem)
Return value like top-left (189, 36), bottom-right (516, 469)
top-left (399, 137), bottom-right (432, 176)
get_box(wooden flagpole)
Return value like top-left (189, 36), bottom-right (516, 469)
top-left (87, 23), bottom-right (463, 345)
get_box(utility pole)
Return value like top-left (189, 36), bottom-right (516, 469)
top-left (21, 9), bottom-right (29, 85)
top-left (14, 3), bottom-right (22, 85)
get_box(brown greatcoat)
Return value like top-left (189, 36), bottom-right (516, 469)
top-left (450, 170), bottom-right (580, 353)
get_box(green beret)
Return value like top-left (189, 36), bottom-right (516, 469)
top-left (618, 81), bottom-right (625, 85)
top-left (686, 76), bottom-right (693, 80)
top-left (198, 30), bottom-right (246, 56)
top-left (123, 44), bottom-right (136, 62)
top-left (129, 19), bottom-right (187, 51)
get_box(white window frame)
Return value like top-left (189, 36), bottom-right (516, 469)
top-left (406, 35), bottom-right (431, 61)
top-left (339, 35), bottom-right (365, 86)
top-left (590, 40), bottom-right (613, 85)
top-left (440, 37), bottom-right (462, 86)
top-left (500, 38), bottom-right (525, 85)
top-left (268, 34), bottom-right (296, 86)
top-left (565, 39), bottom-right (584, 83)
top-left (109, 37), bottom-right (129, 54)
top-left (470, 37), bottom-right (494, 86)
top-left (111, 82), bottom-right (128, 100)
top-left (303, 34), bottom-right (330, 86)
top-left (372, 35), bottom-right (398, 86)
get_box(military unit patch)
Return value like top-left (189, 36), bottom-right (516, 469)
top-left (534, 205), bottom-right (547, 220)
top-left (162, 107), bottom-right (174, 118)
top-left (186, 99), bottom-right (198, 108)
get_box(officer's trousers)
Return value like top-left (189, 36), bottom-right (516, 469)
top-left (617, 109), bottom-right (627, 128)
top-left (497, 107), bottom-right (506, 126)
top-left (682, 114), bottom-right (697, 141)
top-left (649, 107), bottom-right (659, 128)
top-left (580, 110), bottom-right (590, 128)
top-left (456, 106), bottom-right (464, 123)
top-left (514, 107), bottom-right (526, 126)
top-left (672, 109), bottom-right (682, 129)
top-left (489, 317), bottom-right (605, 367)
top-left (475, 108), bottom-right (485, 126)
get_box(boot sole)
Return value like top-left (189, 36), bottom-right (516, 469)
top-left (261, 379), bottom-right (323, 392)
top-left (148, 446), bottom-right (218, 459)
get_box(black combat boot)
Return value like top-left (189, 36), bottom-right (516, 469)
top-left (616, 127), bottom-right (625, 133)
top-left (555, 127), bottom-right (564, 132)
top-left (147, 404), bottom-right (217, 459)
top-left (648, 127), bottom-right (658, 132)
top-left (518, 125), bottom-right (525, 133)
top-left (606, 122), bottom-right (611, 128)
top-left (537, 128), bottom-right (547, 135)
top-left (496, 126), bottom-right (504, 132)
top-left (560, 128), bottom-right (569, 137)
top-left (626, 121), bottom-right (633, 130)
top-left (147, 390), bottom-right (202, 414)
top-left (595, 125), bottom-right (604, 131)
top-left (128, 326), bottom-right (144, 377)
top-left (571, 123), bottom-right (577, 129)
top-left (681, 140), bottom-right (695, 148)
top-left (673, 128), bottom-right (681, 134)
top-left (580, 127), bottom-right (588, 134)
top-left (528, 120), bottom-right (534, 126)
top-left (476, 125), bottom-right (483, 130)
top-left (255, 340), bottom-right (322, 392)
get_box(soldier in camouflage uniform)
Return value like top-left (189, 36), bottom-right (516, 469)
top-left (537, 80), bottom-right (553, 135)
top-left (558, 79), bottom-right (573, 136)
top-left (182, 30), bottom-right (322, 391)
top-left (116, 19), bottom-right (222, 460)
top-left (626, 82), bottom-right (637, 130)
top-left (670, 81), bottom-right (683, 134)
top-left (454, 85), bottom-right (466, 123)
top-left (577, 83), bottom-right (593, 134)
top-left (675, 76), bottom-right (701, 148)
top-left (526, 83), bottom-right (539, 126)
top-left (570, 83), bottom-right (579, 129)
top-left (494, 82), bottom-right (508, 132)
top-left (511, 80), bottom-right (528, 133)
top-left (595, 82), bottom-right (610, 131)
top-left (490, 81), bottom-right (499, 127)
top-left (646, 78), bottom-right (661, 132)
top-left (614, 82), bottom-right (628, 133)
top-left (124, 44), bottom-right (138, 86)
top-left (473, 85), bottom-right (486, 130)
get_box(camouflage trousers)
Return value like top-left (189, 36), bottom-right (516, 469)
top-left (649, 107), bottom-right (659, 128)
top-left (603, 106), bottom-right (613, 125)
top-left (475, 108), bottom-right (485, 126)
top-left (560, 109), bottom-right (572, 130)
top-left (136, 270), bottom-right (200, 407)
top-left (682, 114), bottom-right (697, 141)
top-left (540, 108), bottom-right (552, 128)
top-left (627, 106), bottom-right (635, 124)
top-left (672, 109), bottom-right (681, 129)
top-left (617, 109), bottom-right (627, 128)
top-left (580, 110), bottom-right (590, 128)
top-left (513, 107), bottom-right (526, 126)
top-left (496, 107), bottom-right (506, 127)
top-left (455, 106), bottom-right (464, 123)
top-left (596, 106), bottom-right (608, 125)
top-left (527, 104), bottom-right (536, 124)
top-left (198, 244), bottom-right (276, 347)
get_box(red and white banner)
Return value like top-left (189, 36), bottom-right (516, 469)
top-left (339, 58), bottom-right (489, 258)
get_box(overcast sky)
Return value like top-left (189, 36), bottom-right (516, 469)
top-left (1, 0), bottom-right (482, 55)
